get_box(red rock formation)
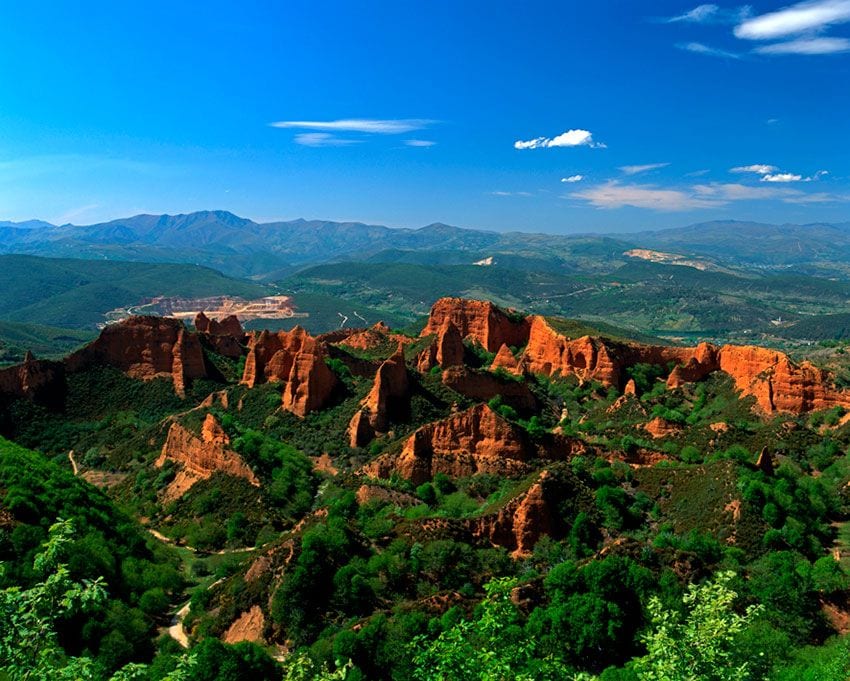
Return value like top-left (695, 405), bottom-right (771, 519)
top-left (347, 344), bottom-right (410, 446)
top-left (440, 366), bottom-right (536, 412)
top-left (222, 605), bottom-right (264, 644)
top-left (491, 344), bottom-right (521, 375)
top-left (624, 378), bottom-right (637, 396)
top-left (421, 298), bottom-right (529, 353)
top-left (417, 320), bottom-right (466, 372)
top-left (365, 404), bottom-right (534, 484)
top-left (756, 447), bottom-right (775, 476)
top-left (194, 311), bottom-right (244, 337)
top-left (643, 417), bottom-right (682, 439)
top-left (156, 413), bottom-right (259, 500)
top-left (280, 339), bottom-right (338, 417)
top-left (348, 410), bottom-right (375, 448)
top-left (242, 328), bottom-right (337, 416)
top-left (515, 314), bottom-right (850, 415)
top-left (65, 316), bottom-right (207, 397)
top-left (0, 352), bottom-right (65, 408)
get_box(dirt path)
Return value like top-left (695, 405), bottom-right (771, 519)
top-left (68, 450), bottom-right (79, 476)
top-left (169, 601), bottom-right (192, 648)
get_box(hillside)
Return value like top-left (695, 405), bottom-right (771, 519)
top-left (2, 296), bottom-right (850, 678)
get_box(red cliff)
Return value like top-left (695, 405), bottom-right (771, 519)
top-left (0, 352), bottom-right (65, 408)
top-left (364, 404), bottom-right (534, 484)
top-left (65, 316), bottom-right (207, 397)
top-left (194, 312), bottom-right (244, 337)
top-left (421, 298), bottom-right (529, 353)
top-left (348, 343), bottom-right (410, 446)
top-left (156, 413), bottom-right (259, 500)
top-left (417, 320), bottom-right (465, 371)
top-left (241, 328), bottom-right (338, 416)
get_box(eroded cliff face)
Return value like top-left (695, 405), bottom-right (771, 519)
top-left (417, 320), bottom-right (466, 372)
top-left (65, 316), bottom-right (206, 397)
top-left (194, 312), bottom-right (244, 338)
top-left (363, 404), bottom-right (534, 484)
top-left (511, 314), bottom-right (850, 415)
top-left (0, 352), bottom-right (65, 409)
top-left (156, 413), bottom-right (259, 501)
top-left (242, 328), bottom-right (337, 416)
top-left (440, 366), bottom-right (536, 412)
top-left (348, 343), bottom-right (410, 447)
top-left (421, 298), bottom-right (529, 353)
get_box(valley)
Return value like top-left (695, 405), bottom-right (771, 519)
top-left (4, 295), bottom-right (850, 677)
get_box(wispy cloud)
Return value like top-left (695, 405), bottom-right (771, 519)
top-left (731, 163), bottom-right (779, 175)
top-left (730, 163), bottom-right (827, 182)
top-left (404, 139), bottom-right (436, 147)
top-left (676, 41), bottom-right (742, 58)
top-left (294, 132), bottom-right (359, 147)
top-left (762, 172), bottom-right (803, 182)
top-left (619, 162), bottom-right (670, 175)
top-left (734, 0), bottom-right (850, 40)
top-left (755, 36), bottom-right (850, 53)
top-left (561, 175), bottom-right (584, 183)
top-left (667, 4), bottom-right (751, 24)
top-left (570, 181), bottom-right (718, 211)
top-left (514, 129), bottom-right (606, 150)
top-left (271, 118), bottom-right (433, 134)
top-left (570, 178), bottom-right (845, 211)
top-left (490, 190), bottom-right (533, 197)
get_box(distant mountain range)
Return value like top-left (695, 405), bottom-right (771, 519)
top-left (3, 211), bottom-right (849, 279)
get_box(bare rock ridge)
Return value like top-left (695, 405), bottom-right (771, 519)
top-left (365, 404), bottom-right (535, 484)
top-left (66, 316), bottom-right (207, 398)
top-left (194, 311), bottom-right (244, 337)
top-left (0, 352), bottom-right (65, 408)
top-left (156, 413), bottom-right (259, 501)
top-left (421, 297), bottom-right (850, 415)
top-left (421, 297), bottom-right (529, 353)
top-left (417, 320), bottom-right (465, 371)
top-left (348, 343), bottom-right (410, 447)
top-left (241, 327), bottom-right (337, 417)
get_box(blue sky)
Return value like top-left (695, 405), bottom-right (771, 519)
top-left (0, 0), bottom-right (849, 233)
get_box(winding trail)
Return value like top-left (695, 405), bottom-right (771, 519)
top-left (68, 451), bottom-right (79, 476)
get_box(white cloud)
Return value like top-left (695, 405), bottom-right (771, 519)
top-left (514, 129), bottom-right (605, 150)
top-left (762, 172), bottom-right (803, 182)
top-left (619, 162), bottom-right (670, 175)
top-left (271, 118), bottom-right (432, 134)
top-left (668, 4), bottom-right (751, 24)
top-left (293, 132), bottom-right (359, 147)
top-left (561, 175), bottom-right (584, 183)
top-left (404, 139), bottom-right (436, 147)
top-left (571, 178), bottom-right (846, 211)
top-left (676, 41), bottom-right (742, 58)
top-left (730, 164), bottom-right (779, 175)
top-left (755, 36), bottom-right (850, 53)
top-left (490, 191), bottom-right (533, 197)
top-left (570, 181), bottom-right (718, 211)
top-left (735, 0), bottom-right (850, 40)
top-left (669, 4), bottom-right (721, 23)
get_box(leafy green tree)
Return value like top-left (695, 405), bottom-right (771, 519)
top-left (0, 518), bottom-right (194, 681)
top-left (633, 571), bottom-right (760, 681)
top-left (409, 577), bottom-right (572, 680)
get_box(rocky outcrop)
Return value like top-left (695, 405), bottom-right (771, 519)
top-left (242, 328), bottom-right (337, 416)
top-left (421, 298), bottom-right (529, 353)
top-left (194, 312), bottom-right (243, 338)
top-left (156, 413), bottom-right (259, 501)
top-left (222, 605), bottom-right (265, 645)
top-left (643, 417), bottom-right (682, 439)
top-left (491, 344), bottom-right (521, 375)
top-left (417, 320), bottom-right (466, 372)
top-left (348, 344), bottom-right (410, 446)
top-left (0, 352), bottom-right (65, 408)
top-left (440, 366), bottom-right (536, 412)
top-left (280, 342), bottom-right (338, 417)
top-left (338, 322), bottom-right (412, 355)
top-left (521, 317), bottom-right (623, 385)
top-left (66, 316), bottom-right (206, 397)
top-left (364, 404), bottom-right (534, 484)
